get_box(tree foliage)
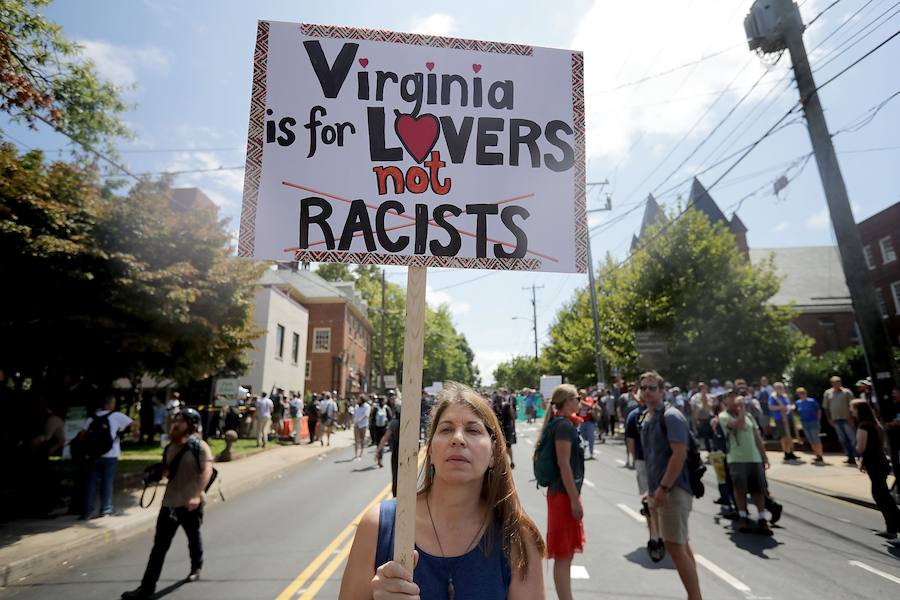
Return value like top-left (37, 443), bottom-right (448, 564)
top-left (0, 145), bottom-right (264, 387)
top-left (493, 355), bottom-right (543, 391)
top-left (787, 345), bottom-right (867, 399)
top-left (543, 208), bottom-right (811, 387)
top-left (316, 264), bottom-right (479, 388)
top-left (0, 0), bottom-right (129, 153)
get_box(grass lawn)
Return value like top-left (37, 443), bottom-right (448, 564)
top-left (117, 437), bottom-right (274, 475)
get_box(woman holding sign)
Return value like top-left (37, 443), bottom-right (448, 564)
top-left (339, 382), bottom-right (545, 599)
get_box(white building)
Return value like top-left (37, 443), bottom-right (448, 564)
top-left (241, 285), bottom-right (309, 397)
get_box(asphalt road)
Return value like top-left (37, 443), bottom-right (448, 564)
top-left (2, 422), bottom-right (899, 599)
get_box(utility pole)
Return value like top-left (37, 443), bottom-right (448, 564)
top-left (746, 0), bottom-right (899, 416)
top-left (522, 284), bottom-right (544, 360)
top-left (380, 269), bottom-right (386, 394)
top-left (586, 180), bottom-right (612, 388)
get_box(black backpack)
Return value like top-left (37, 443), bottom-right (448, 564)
top-left (658, 409), bottom-right (707, 499)
top-left (83, 413), bottom-right (114, 460)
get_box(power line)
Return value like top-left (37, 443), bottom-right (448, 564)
top-left (813, 1), bottom-right (900, 73)
top-left (807, 0), bottom-right (845, 27)
top-left (814, 26), bottom-right (900, 93)
top-left (597, 43), bottom-right (743, 92)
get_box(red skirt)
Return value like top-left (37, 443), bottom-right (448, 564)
top-left (546, 490), bottom-right (585, 559)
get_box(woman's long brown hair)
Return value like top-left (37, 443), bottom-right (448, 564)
top-left (419, 382), bottom-right (545, 580)
top-left (851, 398), bottom-right (884, 447)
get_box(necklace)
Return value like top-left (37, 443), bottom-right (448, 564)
top-left (425, 493), bottom-right (489, 600)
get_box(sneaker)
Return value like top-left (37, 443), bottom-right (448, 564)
top-left (813, 456), bottom-right (825, 464)
top-left (720, 508), bottom-right (739, 520)
top-left (769, 501), bottom-right (783, 525)
top-left (755, 519), bottom-right (774, 536)
top-left (714, 497), bottom-right (730, 505)
top-left (738, 517), bottom-right (756, 533)
top-left (647, 538), bottom-right (666, 562)
top-left (844, 458), bottom-right (857, 465)
top-left (121, 587), bottom-right (153, 600)
top-left (186, 568), bottom-right (201, 582)
top-left (874, 530), bottom-right (898, 540)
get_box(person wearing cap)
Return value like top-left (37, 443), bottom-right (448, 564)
top-left (122, 408), bottom-right (213, 600)
top-left (823, 376), bottom-right (857, 464)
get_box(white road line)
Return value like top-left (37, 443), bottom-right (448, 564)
top-left (695, 555), bottom-right (752, 594)
top-left (616, 459), bottom-right (626, 465)
top-left (570, 565), bottom-right (590, 579)
top-left (849, 560), bottom-right (900, 585)
top-left (615, 503), bottom-right (645, 524)
top-left (524, 438), bottom-right (534, 445)
top-left (583, 478), bottom-right (596, 488)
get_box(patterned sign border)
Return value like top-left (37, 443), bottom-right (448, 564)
top-left (238, 21), bottom-right (587, 274)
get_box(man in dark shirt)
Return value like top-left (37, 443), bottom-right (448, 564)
top-left (626, 398), bottom-right (664, 562)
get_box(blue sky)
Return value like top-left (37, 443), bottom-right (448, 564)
top-left (5, 0), bottom-right (900, 384)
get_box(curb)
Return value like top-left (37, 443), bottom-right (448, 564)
top-left (767, 475), bottom-right (878, 511)
top-left (1, 435), bottom-right (353, 589)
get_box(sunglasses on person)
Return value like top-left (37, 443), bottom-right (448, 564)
top-left (639, 384), bottom-right (659, 391)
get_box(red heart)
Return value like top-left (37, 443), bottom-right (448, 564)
top-left (394, 113), bottom-right (440, 164)
top-left (472, 63), bottom-right (482, 73)
top-left (426, 62), bottom-right (435, 71)
top-left (358, 58), bottom-right (369, 68)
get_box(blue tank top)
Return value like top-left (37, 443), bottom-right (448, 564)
top-left (375, 499), bottom-right (512, 599)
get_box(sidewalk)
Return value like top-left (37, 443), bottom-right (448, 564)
top-left (763, 448), bottom-right (896, 509)
top-left (0, 429), bottom-right (355, 588)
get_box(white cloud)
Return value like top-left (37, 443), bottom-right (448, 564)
top-left (409, 14), bottom-right (458, 36)
top-left (78, 39), bottom-right (169, 86)
top-left (571, 1), bottom-right (792, 163)
top-left (159, 151), bottom-right (245, 209)
top-left (807, 207), bottom-right (830, 229)
top-left (774, 221), bottom-right (788, 232)
top-left (474, 350), bottom-right (513, 386)
top-left (426, 286), bottom-right (471, 315)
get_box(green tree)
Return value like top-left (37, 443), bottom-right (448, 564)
top-left (787, 346), bottom-right (867, 399)
top-left (0, 0), bottom-right (129, 153)
top-left (0, 145), bottom-right (264, 388)
top-left (544, 208), bottom-right (811, 386)
top-left (315, 264), bottom-right (479, 387)
top-left (493, 355), bottom-right (542, 390)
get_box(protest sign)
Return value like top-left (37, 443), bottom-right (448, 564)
top-left (239, 21), bottom-right (586, 573)
top-left (238, 21), bottom-right (586, 274)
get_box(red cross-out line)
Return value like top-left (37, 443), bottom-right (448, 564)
top-left (279, 181), bottom-right (558, 263)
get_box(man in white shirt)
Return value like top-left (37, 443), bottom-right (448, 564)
top-left (81, 394), bottom-right (133, 519)
top-left (352, 395), bottom-right (371, 460)
top-left (255, 393), bottom-right (274, 448)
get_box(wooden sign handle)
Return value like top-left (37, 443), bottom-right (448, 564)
top-left (393, 265), bottom-right (427, 573)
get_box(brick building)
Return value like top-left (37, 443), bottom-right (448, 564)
top-left (859, 202), bottom-right (900, 344)
top-left (258, 266), bottom-right (373, 399)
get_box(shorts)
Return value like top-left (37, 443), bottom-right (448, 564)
top-left (635, 460), bottom-right (648, 496)
top-left (802, 421), bottom-right (820, 445)
top-left (546, 490), bottom-right (585, 559)
top-left (728, 462), bottom-right (765, 495)
top-left (649, 486), bottom-right (692, 544)
top-left (773, 418), bottom-right (790, 438)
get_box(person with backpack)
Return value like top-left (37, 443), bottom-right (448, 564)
top-left (79, 394), bottom-right (133, 520)
top-left (639, 371), bottom-right (702, 600)
top-left (319, 392), bottom-right (338, 447)
top-left (372, 397), bottom-right (389, 447)
top-left (121, 408), bottom-right (212, 600)
top-left (533, 383), bottom-right (584, 600)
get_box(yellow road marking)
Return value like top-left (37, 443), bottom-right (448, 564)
top-left (275, 447), bottom-right (426, 600)
top-left (274, 483), bottom-right (391, 600)
top-left (297, 535), bottom-right (356, 599)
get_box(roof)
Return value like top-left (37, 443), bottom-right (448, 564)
top-left (749, 246), bottom-right (852, 311)
top-left (258, 267), bottom-right (373, 329)
top-left (729, 213), bottom-right (748, 234)
top-left (639, 194), bottom-right (661, 238)
top-left (689, 178), bottom-right (728, 225)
